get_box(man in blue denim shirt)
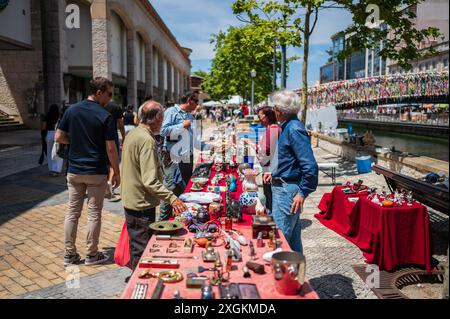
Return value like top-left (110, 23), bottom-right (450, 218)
top-left (264, 89), bottom-right (318, 253)
top-left (159, 92), bottom-right (198, 220)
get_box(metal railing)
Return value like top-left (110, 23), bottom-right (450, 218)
top-left (338, 112), bottom-right (449, 126)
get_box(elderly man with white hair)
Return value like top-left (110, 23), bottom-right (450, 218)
top-left (264, 89), bottom-right (318, 253)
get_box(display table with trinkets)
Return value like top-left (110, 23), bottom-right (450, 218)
top-left (315, 182), bottom-right (434, 272)
top-left (121, 222), bottom-right (318, 299)
top-left (121, 126), bottom-right (318, 299)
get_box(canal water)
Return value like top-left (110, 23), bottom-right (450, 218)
top-left (351, 127), bottom-right (449, 162)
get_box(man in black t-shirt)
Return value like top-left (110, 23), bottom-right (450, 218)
top-left (105, 102), bottom-right (125, 201)
top-left (56, 77), bottom-right (120, 267)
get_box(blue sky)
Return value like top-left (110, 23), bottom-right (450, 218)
top-left (151, 0), bottom-right (352, 89)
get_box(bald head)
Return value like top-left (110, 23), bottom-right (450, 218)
top-left (140, 100), bottom-right (164, 133)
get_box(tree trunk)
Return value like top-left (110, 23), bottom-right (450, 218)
top-left (300, 5), bottom-right (312, 123)
top-left (273, 37), bottom-right (277, 92)
top-left (281, 43), bottom-right (287, 89)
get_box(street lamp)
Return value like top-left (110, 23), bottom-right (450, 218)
top-left (250, 69), bottom-right (256, 115)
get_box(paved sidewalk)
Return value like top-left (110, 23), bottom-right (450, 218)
top-left (0, 125), bottom-right (447, 299)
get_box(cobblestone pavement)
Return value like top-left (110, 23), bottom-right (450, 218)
top-left (0, 126), bottom-right (448, 299)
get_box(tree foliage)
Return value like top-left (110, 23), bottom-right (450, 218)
top-left (232, 0), bottom-right (443, 122)
top-left (202, 24), bottom-right (281, 102)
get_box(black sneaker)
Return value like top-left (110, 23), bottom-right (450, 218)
top-left (85, 252), bottom-right (109, 266)
top-left (64, 253), bottom-right (81, 266)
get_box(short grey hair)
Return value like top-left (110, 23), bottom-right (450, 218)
top-left (270, 89), bottom-right (302, 116)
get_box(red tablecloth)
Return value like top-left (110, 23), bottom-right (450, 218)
top-left (120, 226), bottom-right (319, 299)
top-left (121, 162), bottom-right (319, 299)
top-left (315, 187), bottom-right (433, 272)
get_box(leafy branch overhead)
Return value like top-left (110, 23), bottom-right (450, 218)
top-left (232, 0), bottom-right (443, 122)
top-left (202, 24), bottom-right (281, 102)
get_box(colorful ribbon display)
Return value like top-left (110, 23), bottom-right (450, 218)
top-left (300, 71), bottom-right (449, 109)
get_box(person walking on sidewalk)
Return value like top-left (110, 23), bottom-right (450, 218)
top-left (264, 89), bottom-right (318, 253)
top-left (123, 104), bottom-right (138, 135)
top-left (56, 77), bottom-right (121, 266)
top-left (105, 101), bottom-right (125, 202)
top-left (43, 104), bottom-right (63, 176)
top-left (121, 100), bottom-right (187, 270)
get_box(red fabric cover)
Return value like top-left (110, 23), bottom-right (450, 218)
top-left (315, 187), bottom-right (433, 272)
top-left (114, 222), bottom-right (132, 269)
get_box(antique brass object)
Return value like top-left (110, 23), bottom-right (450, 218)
top-left (149, 220), bottom-right (184, 234)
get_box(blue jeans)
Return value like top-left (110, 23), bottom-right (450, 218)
top-left (271, 182), bottom-right (303, 253)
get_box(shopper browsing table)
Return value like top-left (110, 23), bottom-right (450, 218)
top-left (121, 101), bottom-right (187, 270)
top-left (241, 106), bottom-right (281, 214)
top-left (264, 90), bottom-right (318, 253)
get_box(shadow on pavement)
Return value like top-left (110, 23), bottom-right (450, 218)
top-left (0, 165), bottom-right (68, 226)
top-left (309, 274), bottom-right (358, 299)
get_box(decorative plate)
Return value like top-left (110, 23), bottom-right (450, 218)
top-left (180, 192), bottom-right (222, 204)
top-left (149, 220), bottom-right (184, 234)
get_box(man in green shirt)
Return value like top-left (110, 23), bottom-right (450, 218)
top-left (121, 100), bottom-right (187, 270)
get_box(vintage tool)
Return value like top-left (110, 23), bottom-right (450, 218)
top-left (202, 246), bottom-right (218, 262)
top-left (198, 266), bottom-right (216, 273)
top-left (139, 258), bottom-right (179, 269)
top-left (252, 215), bottom-right (276, 239)
top-left (131, 283), bottom-right (148, 299)
top-left (186, 277), bottom-right (208, 289)
top-left (138, 269), bottom-right (184, 283)
top-left (151, 255), bottom-right (198, 260)
top-left (150, 220), bottom-right (184, 234)
top-left (238, 283), bottom-right (261, 299)
top-left (155, 234), bottom-right (185, 241)
top-left (183, 238), bottom-right (194, 253)
top-left (151, 279), bottom-right (165, 299)
top-left (249, 240), bottom-right (256, 260)
top-left (245, 261), bottom-right (265, 274)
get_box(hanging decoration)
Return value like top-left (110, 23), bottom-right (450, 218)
top-left (300, 71), bottom-right (449, 109)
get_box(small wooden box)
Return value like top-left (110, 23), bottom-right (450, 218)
top-left (252, 215), bottom-right (276, 239)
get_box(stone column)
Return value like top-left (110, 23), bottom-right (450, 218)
top-left (158, 54), bottom-right (165, 103)
top-left (91, 0), bottom-right (112, 79)
top-left (41, 0), bottom-right (67, 110)
top-left (174, 68), bottom-right (179, 102)
top-left (126, 30), bottom-right (137, 107)
top-left (167, 62), bottom-right (173, 102)
top-left (145, 42), bottom-right (153, 99)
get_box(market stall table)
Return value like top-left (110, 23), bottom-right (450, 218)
top-left (315, 186), bottom-right (433, 272)
top-left (121, 161), bottom-right (319, 299)
top-left (121, 225), bottom-right (318, 299)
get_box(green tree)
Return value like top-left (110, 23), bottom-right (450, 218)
top-left (232, 0), bottom-right (441, 123)
top-left (192, 70), bottom-right (208, 79)
top-left (203, 24), bottom-right (283, 103)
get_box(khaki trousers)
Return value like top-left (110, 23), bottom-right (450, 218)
top-left (65, 173), bottom-right (107, 256)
